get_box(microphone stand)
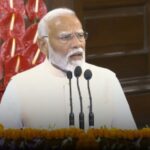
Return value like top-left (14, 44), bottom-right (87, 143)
top-left (84, 69), bottom-right (94, 127)
top-left (74, 66), bottom-right (84, 130)
top-left (66, 71), bottom-right (74, 127)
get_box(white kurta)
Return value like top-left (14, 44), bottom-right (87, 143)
top-left (0, 59), bottom-right (137, 130)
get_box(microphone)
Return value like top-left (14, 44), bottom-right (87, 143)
top-left (66, 71), bottom-right (74, 127)
top-left (74, 66), bottom-right (84, 130)
top-left (84, 69), bottom-right (94, 127)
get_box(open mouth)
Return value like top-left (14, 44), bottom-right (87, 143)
top-left (69, 52), bottom-right (83, 60)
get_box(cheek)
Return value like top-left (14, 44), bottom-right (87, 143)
top-left (82, 42), bottom-right (86, 49)
top-left (50, 41), bottom-right (69, 55)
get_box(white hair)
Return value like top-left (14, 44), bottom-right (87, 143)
top-left (37, 8), bottom-right (85, 71)
top-left (37, 8), bottom-right (76, 38)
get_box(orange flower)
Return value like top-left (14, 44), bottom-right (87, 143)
top-left (76, 133), bottom-right (99, 150)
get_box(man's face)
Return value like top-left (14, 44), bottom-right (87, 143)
top-left (46, 15), bottom-right (86, 71)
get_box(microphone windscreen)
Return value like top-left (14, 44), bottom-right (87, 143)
top-left (84, 69), bottom-right (92, 80)
top-left (74, 66), bottom-right (82, 77)
top-left (66, 71), bottom-right (72, 79)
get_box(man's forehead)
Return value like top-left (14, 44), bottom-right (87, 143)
top-left (47, 14), bottom-right (83, 36)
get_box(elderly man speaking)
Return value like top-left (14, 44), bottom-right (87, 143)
top-left (0, 8), bottom-right (137, 130)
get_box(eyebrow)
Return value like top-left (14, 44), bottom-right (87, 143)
top-left (58, 30), bottom-right (84, 36)
top-left (59, 32), bottom-right (71, 36)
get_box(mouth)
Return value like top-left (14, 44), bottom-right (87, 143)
top-left (69, 52), bottom-right (83, 60)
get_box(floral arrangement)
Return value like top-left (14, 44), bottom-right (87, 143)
top-left (0, 0), bottom-right (47, 101)
top-left (0, 124), bottom-right (150, 150)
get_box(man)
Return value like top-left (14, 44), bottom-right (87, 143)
top-left (0, 8), bottom-right (137, 130)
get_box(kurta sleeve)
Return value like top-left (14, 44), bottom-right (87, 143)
top-left (108, 74), bottom-right (137, 129)
top-left (0, 79), bottom-right (23, 128)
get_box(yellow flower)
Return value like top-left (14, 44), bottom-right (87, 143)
top-left (0, 124), bottom-right (4, 130)
top-left (139, 128), bottom-right (150, 138)
top-left (21, 128), bottom-right (38, 139)
top-left (3, 129), bottom-right (21, 139)
top-left (76, 133), bottom-right (99, 150)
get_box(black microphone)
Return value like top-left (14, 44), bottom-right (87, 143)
top-left (74, 66), bottom-right (84, 130)
top-left (66, 71), bottom-right (74, 127)
top-left (84, 69), bottom-right (94, 127)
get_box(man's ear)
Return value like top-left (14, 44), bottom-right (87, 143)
top-left (37, 37), bottom-right (49, 58)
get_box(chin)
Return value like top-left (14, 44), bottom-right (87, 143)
top-left (66, 59), bottom-right (85, 72)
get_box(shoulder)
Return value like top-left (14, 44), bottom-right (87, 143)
top-left (84, 63), bottom-right (124, 96)
top-left (84, 63), bottom-right (116, 78)
top-left (6, 59), bottom-right (51, 88)
top-left (11, 59), bottom-right (50, 81)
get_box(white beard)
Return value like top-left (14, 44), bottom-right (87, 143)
top-left (47, 43), bottom-right (85, 72)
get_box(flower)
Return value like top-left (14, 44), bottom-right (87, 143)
top-left (0, 126), bottom-right (150, 150)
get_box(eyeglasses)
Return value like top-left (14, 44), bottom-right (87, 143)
top-left (58, 31), bottom-right (88, 43)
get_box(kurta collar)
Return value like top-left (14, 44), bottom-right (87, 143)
top-left (42, 58), bottom-right (87, 78)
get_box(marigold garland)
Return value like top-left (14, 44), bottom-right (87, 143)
top-left (0, 126), bottom-right (150, 150)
